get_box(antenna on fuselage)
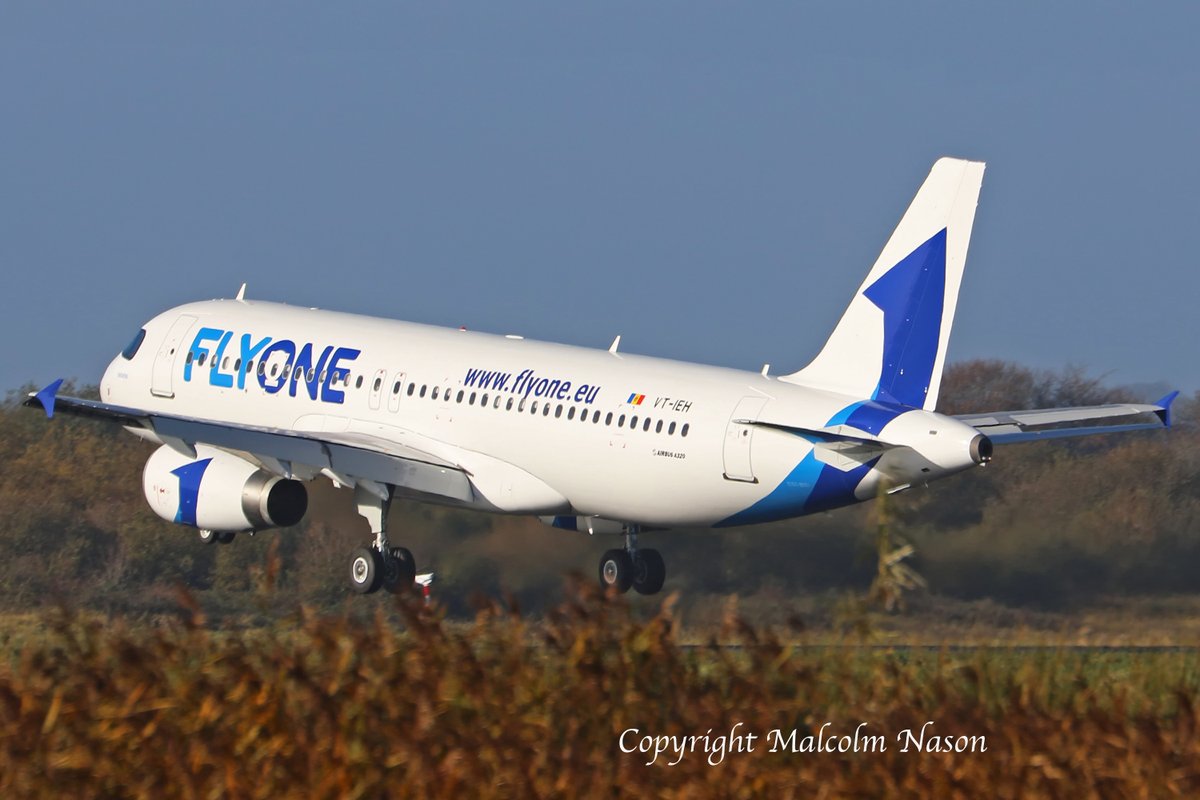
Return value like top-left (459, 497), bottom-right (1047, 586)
top-left (609, 335), bottom-right (621, 354)
top-left (235, 283), bottom-right (247, 302)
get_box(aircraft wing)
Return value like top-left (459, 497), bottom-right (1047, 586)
top-left (23, 381), bottom-right (475, 503)
top-left (954, 392), bottom-right (1178, 444)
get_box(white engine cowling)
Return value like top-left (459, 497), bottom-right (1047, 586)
top-left (142, 444), bottom-right (308, 532)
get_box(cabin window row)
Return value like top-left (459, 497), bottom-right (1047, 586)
top-left (187, 350), bottom-right (353, 386)
top-left (183, 353), bottom-right (691, 437)
top-left (391, 379), bottom-right (690, 437)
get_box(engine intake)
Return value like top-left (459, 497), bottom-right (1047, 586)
top-left (143, 444), bottom-right (308, 532)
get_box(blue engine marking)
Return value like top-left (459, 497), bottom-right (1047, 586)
top-left (171, 458), bottom-right (213, 526)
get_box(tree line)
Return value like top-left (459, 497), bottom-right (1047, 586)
top-left (0, 359), bottom-right (1193, 619)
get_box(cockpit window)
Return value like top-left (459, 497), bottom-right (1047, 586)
top-left (121, 329), bottom-right (147, 360)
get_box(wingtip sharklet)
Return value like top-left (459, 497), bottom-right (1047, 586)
top-left (1155, 390), bottom-right (1180, 428)
top-left (31, 379), bottom-right (64, 419)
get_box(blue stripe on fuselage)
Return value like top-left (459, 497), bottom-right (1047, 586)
top-left (825, 399), bottom-right (912, 437)
top-left (717, 449), bottom-right (879, 527)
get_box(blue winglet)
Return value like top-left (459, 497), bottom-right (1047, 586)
top-left (1155, 390), bottom-right (1180, 428)
top-left (33, 379), bottom-right (64, 419)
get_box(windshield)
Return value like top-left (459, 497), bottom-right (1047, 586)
top-left (121, 328), bottom-right (147, 360)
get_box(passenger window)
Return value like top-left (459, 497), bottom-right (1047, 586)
top-left (407, 383), bottom-right (415, 396)
top-left (319, 370), bottom-right (327, 383)
top-left (456, 390), bottom-right (464, 403)
top-left (432, 386), bottom-right (439, 400)
top-left (356, 376), bottom-right (364, 389)
top-left (393, 381), bottom-right (401, 395)
top-left (420, 385), bottom-right (428, 398)
top-left (373, 377), bottom-right (382, 391)
top-left (271, 364), bottom-right (279, 377)
top-left (606, 412), bottom-right (613, 426)
top-left (555, 404), bottom-right (563, 418)
top-left (668, 421), bottom-right (676, 435)
top-left (470, 392), bottom-right (477, 405)
top-left (261, 363), bottom-right (268, 376)
top-left (567, 407), bottom-right (575, 420)
top-left (519, 399), bottom-right (527, 412)
top-left (543, 404), bottom-right (551, 416)
top-left (618, 414), bottom-right (625, 427)
top-left (481, 393), bottom-right (489, 406)
top-left (531, 401), bottom-right (538, 414)
top-left (507, 398), bottom-right (514, 411)
top-left (120, 329), bottom-right (147, 360)
top-left (681, 423), bottom-right (690, 437)
top-left (593, 410), bottom-right (601, 424)
top-left (222, 357), bottom-right (230, 370)
top-left (494, 396), bottom-right (501, 409)
top-left (630, 415), bottom-right (638, 429)
top-left (185, 351), bottom-right (194, 365)
top-left (644, 418), bottom-right (652, 432)
top-left (198, 352), bottom-right (207, 366)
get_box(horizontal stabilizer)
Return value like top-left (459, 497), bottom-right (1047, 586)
top-left (956, 396), bottom-right (1175, 445)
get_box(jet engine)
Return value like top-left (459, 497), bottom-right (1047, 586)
top-left (142, 444), bottom-right (308, 532)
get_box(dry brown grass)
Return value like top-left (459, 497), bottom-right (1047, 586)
top-left (1, 584), bottom-right (1199, 798)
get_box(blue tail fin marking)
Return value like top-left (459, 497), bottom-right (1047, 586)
top-left (862, 227), bottom-right (947, 409)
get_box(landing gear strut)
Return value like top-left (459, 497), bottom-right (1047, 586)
top-left (348, 483), bottom-right (417, 595)
top-left (598, 527), bottom-right (666, 595)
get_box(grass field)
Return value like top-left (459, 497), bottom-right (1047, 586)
top-left (1, 584), bottom-right (1199, 798)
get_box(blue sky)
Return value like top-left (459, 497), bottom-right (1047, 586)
top-left (2, 4), bottom-right (1197, 397)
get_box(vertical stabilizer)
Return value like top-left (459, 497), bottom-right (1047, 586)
top-left (781, 158), bottom-right (985, 411)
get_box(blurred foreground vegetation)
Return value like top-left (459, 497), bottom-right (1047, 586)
top-left (0, 359), bottom-right (1197, 631)
top-left (3, 585), bottom-right (1200, 798)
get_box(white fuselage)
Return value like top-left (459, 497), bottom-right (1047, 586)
top-left (101, 299), bottom-right (984, 529)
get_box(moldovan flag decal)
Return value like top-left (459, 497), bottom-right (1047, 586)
top-left (627, 393), bottom-right (646, 405)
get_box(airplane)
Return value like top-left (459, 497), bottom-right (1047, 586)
top-left (25, 158), bottom-right (1176, 597)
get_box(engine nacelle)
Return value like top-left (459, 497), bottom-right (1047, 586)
top-left (143, 444), bottom-right (308, 532)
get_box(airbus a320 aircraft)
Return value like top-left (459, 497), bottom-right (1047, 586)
top-left (26, 158), bottom-right (1175, 596)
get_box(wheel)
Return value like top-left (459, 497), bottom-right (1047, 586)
top-left (598, 549), bottom-right (634, 593)
top-left (632, 549), bottom-right (666, 595)
top-left (382, 547), bottom-right (417, 594)
top-left (349, 547), bottom-right (382, 595)
top-left (198, 529), bottom-right (217, 545)
top-left (216, 531), bottom-right (237, 545)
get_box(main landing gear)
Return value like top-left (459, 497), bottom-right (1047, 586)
top-left (198, 529), bottom-right (237, 545)
top-left (599, 527), bottom-right (665, 595)
top-left (348, 483), bottom-right (417, 595)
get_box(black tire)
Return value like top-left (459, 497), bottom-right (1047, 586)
top-left (216, 531), bottom-right (237, 545)
top-left (382, 547), bottom-right (417, 594)
top-left (349, 547), bottom-right (382, 595)
top-left (632, 549), bottom-right (666, 595)
top-left (599, 549), bottom-right (634, 594)
top-left (198, 529), bottom-right (217, 545)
